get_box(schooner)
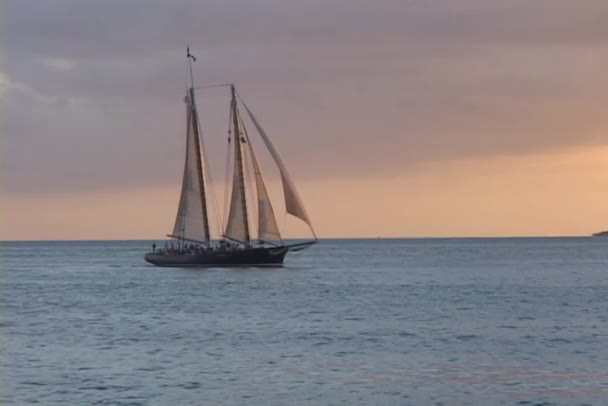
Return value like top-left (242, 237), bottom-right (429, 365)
top-left (144, 49), bottom-right (317, 266)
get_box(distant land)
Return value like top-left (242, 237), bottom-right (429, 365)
top-left (592, 230), bottom-right (608, 237)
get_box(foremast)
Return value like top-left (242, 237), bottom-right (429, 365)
top-left (169, 49), bottom-right (211, 246)
top-left (189, 85), bottom-right (211, 243)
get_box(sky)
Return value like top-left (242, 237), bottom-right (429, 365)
top-left (2, 0), bottom-right (608, 240)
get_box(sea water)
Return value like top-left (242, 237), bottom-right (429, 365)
top-left (2, 238), bottom-right (607, 405)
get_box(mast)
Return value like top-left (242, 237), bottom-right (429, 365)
top-left (170, 48), bottom-right (211, 245)
top-left (188, 49), bottom-right (211, 244)
top-left (223, 84), bottom-right (251, 244)
top-left (233, 84), bottom-right (251, 243)
top-left (189, 86), bottom-right (211, 243)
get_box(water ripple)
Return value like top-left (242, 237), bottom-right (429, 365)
top-left (2, 238), bottom-right (608, 405)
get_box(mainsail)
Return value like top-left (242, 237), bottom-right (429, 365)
top-left (171, 89), bottom-right (211, 244)
top-left (239, 97), bottom-right (316, 237)
top-left (224, 85), bottom-right (251, 243)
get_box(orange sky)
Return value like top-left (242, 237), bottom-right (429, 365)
top-left (3, 144), bottom-right (606, 240)
top-left (4, 1), bottom-right (608, 240)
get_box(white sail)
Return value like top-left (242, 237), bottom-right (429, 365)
top-left (246, 137), bottom-right (282, 242)
top-left (224, 145), bottom-right (249, 242)
top-left (240, 100), bottom-right (315, 236)
top-left (224, 91), bottom-right (251, 243)
top-left (172, 91), bottom-right (210, 243)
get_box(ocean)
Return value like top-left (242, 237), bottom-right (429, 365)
top-left (2, 238), bottom-right (607, 405)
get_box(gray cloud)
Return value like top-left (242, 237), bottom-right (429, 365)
top-left (4, 0), bottom-right (608, 195)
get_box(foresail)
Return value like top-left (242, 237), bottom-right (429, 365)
top-left (240, 99), bottom-right (315, 236)
top-left (172, 91), bottom-right (210, 244)
top-left (246, 138), bottom-right (282, 242)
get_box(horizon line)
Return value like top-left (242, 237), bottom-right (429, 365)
top-left (0, 235), bottom-right (597, 243)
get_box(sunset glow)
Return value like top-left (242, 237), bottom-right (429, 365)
top-left (4, 145), bottom-right (607, 240)
top-left (3, 1), bottom-right (608, 240)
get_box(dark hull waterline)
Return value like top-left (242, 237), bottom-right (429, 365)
top-left (144, 246), bottom-right (289, 267)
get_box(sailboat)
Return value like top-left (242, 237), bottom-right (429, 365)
top-left (144, 50), bottom-right (317, 267)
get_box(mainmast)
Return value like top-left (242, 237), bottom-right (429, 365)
top-left (223, 84), bottom-right (251, 244)
top-left (231, 84), bottom-right (251, 243)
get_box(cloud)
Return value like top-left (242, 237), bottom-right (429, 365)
top-left (4, 0), bottom-right (608, 196)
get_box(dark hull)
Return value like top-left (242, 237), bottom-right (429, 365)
top-left (144, 246), bottom-right (289, 267)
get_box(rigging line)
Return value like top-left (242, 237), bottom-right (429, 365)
top-left (232, 102), bottom-right (253, 242)
top-left (222, 102), bottom-right (233, 232)
top-left (236, 89), bottom-right (318, 241)
top-left (236, 88), bottom-right (288, 229)
top-left (240, 109), bottom-right (284, 244)
top-left (234, 88), bottom-right (250, 110)
top-left (180, 106), bottom-right (193, 246)
top-left (198, 117), bottom-right (223, 240)
top-left (238, 111), bottom-right (258, 240)
top-left (193, 83), bottom-right (233, 90)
